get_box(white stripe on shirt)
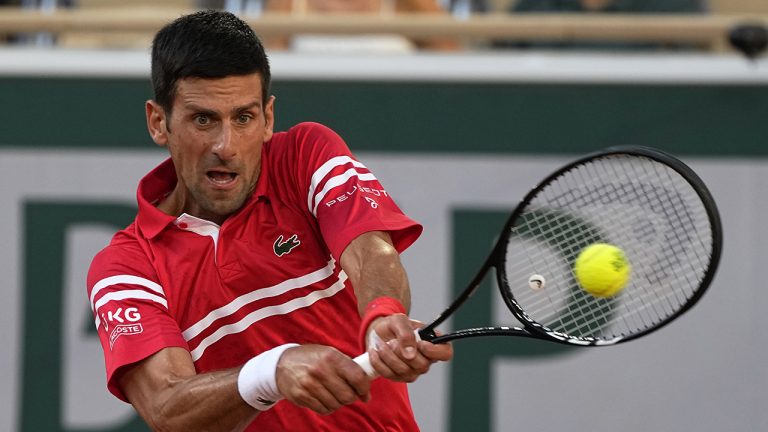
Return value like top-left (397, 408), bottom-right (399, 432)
top-left (189, 271), bottom-right (349, 361)
top-left (93, 290), bottom-right (169, 329)
top-left (90, 274), bottom-right (165, 311)
top-left (182, 259), bottom-right (337, 341)
top-left (311, 169), bottom-right (377, 216)
top-left (307, 156), bottom-right (367, 213)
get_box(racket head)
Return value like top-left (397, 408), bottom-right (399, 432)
top-left (495, 146), bottom-right (722, 346)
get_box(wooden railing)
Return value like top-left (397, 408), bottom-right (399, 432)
top-left (0, 7), bottom-right (766, 50)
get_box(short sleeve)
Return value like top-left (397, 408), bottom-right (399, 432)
top-left (291, 123), bottom-right (422, 260)
top-left (87, 233), bottom-right (188, 402)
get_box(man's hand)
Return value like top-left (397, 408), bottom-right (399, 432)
top-left (276, 345), bottom-right (371, 415)
top-left (365, 314), bottom-right (453, 382)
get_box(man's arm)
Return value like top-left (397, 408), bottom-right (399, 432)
top-left (340, 231), bottom-right (453, 381)
top-left (341, 230), bottom-right (412, 317)
top-left (118, 347), bottom-right (256, 432)
top-left (119, 345), bottom-right (371, 431)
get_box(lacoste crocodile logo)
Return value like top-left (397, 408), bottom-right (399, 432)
top-left (274, 234), bottom-right (301, 257)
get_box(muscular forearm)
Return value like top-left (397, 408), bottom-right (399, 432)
top-left (155, 371), bottom-right (256, 432)
top-left (340, 231), bottom-right (411, 316)
top-left (119, 350), bottom-right (257, 432)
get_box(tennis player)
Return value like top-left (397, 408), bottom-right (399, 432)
top-left (86, 10), bottom-right (452, 431)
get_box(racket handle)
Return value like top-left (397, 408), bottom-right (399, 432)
top-left (353, 352), bottom-right (377, 377)
top-left (352, 329), bottom-right (422, 377)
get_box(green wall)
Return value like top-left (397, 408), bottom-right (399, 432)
top-left (1, 77), bottom-right (765, 155)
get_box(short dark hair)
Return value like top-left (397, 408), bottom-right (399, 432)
top-left (151, 10), bottom-right (271, 112)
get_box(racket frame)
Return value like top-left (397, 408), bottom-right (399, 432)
top-left (421, 146), bottom-right (722, 346)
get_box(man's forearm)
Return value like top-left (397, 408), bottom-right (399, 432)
top-left (153, 370), bottom-right (257, 432)
top-left (340, 231), bottom-right (412, 316)
top-left (119, 350), bottom-right (258, 432)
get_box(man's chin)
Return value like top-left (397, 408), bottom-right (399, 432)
top-left (202, 197), bottom-right (248, 220)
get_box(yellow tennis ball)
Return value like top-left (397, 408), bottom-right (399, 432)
top-left (574, 243), bottom-right (631, 298)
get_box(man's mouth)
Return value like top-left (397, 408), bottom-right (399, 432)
top-left (206, 170), bottom-right (238, 186)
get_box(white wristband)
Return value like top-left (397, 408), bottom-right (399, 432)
top-left (238, 343), bottom-right (299, 411)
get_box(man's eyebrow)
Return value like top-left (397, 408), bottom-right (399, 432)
top-left (185, 104), bottom-right (217, 115)
top-left (184, 101), bottom-right (261, 115)
top-left (231, 100), bottom-right (261, 113)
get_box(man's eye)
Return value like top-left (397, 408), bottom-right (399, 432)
top-left (237, 114), bottom-right (252, 124)
top-left (194, 115), bottom-right (210, 125)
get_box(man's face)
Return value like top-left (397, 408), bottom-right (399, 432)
top-left (147, 73), bottom-right (274, 223)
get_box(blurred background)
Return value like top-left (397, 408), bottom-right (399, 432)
top-left (1, 1), bottom-right (767, 431)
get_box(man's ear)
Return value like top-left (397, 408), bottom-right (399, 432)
top-left (146, 100), bottom-right (169, 147)
top-left (263, 95), bottom-right (276, 142)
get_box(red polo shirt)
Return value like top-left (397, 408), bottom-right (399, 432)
top-left (87, 122), bottom-right (422, 431)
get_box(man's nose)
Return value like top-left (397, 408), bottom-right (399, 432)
top-left (212, 125), bottom-right (237, 161)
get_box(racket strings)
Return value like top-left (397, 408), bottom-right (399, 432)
top-left (503, 154), bottom-right (714, 343)
top-left (608, 160), bottom-right (689, 326)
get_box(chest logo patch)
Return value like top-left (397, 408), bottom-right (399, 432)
top-left (274, 234), bottom-right (301, 257)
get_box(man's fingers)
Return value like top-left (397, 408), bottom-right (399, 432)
top-left (412, 325), bottom-right (454, 363)
top-left (375, 314), bottom-right (420, 360)
top-left (408, 319), bottom-right (425, 330)
top-left (418, 340), bottom-right (454, 362)
top-left (372, 339), bottom-right (430, 381)
top-left (312, 379), bottom-right (360, 413)
top-left (368, 348), bottom-right (396, 379)
top-left (292, 384), bottom-right (337, 414)
top-left (335, 359), bottom-right (371, 403)
top-left (365, 316), bottom-right (454, 382)
top-left (277, 345), bottom-right (372, 414)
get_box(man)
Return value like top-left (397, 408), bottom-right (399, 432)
top-left (87, 10), bottom-right (452, 431)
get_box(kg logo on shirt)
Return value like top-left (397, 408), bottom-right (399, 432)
top-left (100, 306), bottom-right (141, 332)
top-left (274, 234), bottom-right (301, 257)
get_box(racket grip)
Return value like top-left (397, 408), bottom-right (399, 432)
top-left (353, 352), bottom-right (377, 377)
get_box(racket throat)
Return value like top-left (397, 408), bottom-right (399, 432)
top-left (418, 327), bottom-right (438, 341)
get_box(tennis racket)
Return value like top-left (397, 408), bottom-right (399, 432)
top-left (354, 146), bottom-right (721, 374)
